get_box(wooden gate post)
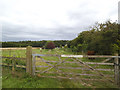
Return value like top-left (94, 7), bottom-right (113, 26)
top-left (114, 53), bottom-right (120, 87)
top-left (26, 46), bottom-right (32, 75)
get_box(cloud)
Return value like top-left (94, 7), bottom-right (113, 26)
top-left (0, 0), bottom-right (119, 41)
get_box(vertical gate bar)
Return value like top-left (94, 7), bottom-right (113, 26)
top-left (114, 53), bottom-right (120, 86)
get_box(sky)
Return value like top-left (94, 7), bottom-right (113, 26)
top-left (0, 0), bottom-right (119, 41)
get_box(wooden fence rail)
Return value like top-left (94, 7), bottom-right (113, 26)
top-left (1, 63), bottom-right (26, 68)
top-left (1, 56), bottom-right (26, 60)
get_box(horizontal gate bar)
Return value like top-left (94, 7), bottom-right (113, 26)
top-left (32, 54), bottom-right (120, 58)
top-left (37, 75), bottom-right (108, 81)
top-left (35, 71), bottom-right (114, 77)
top-left (58, 67), bottom-right (114, 71)
top-left (35, 65), bottom-right (114, 71)
top-left (32, 54), bottom-right (60, 57)
top-left (36, 60), bottom-right (114, 65)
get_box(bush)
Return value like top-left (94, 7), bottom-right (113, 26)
top-left (45, 41), bottom-right (55, 49)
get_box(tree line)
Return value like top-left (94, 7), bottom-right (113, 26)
top-left (2, 20), bottom-right (120, 55)
top-left (2, 40), bottom-right (69, 48)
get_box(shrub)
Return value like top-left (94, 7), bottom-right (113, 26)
top-left (45, 41), bottom-right (55, 49)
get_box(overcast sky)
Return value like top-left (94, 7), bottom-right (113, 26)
top-left (0, 0), bottom-right (119, 41)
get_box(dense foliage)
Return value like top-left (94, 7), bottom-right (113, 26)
top-left (70, 20), bottom-right (119, 55)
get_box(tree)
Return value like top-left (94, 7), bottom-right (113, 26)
top-left (70, 20), bottom-right (118, 55)
top-left (45, 41), bottom-right (55, 49)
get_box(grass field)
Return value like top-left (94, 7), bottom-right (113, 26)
top-left (2, 66), bottom-right (118, 88)
top-left (2, 48), bottom-right (119, 88)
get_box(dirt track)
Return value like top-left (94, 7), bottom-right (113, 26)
top-left (0, 47), bottom-right (40, 50)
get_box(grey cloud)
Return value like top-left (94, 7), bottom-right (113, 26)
top-left (2, 21), bottom-right (82, 41)
top-left (1, 0), bottom-right (118, 41)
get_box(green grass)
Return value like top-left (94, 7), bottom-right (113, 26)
top-left (2, 48), bottom-right (119, 88)
top-left (2, 67), bottom-right (87, 88)
top-left (2, 49), bottom-right (26, 57)
top-left (2, 66), bottom-right (118, 88)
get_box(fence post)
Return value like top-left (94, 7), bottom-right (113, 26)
top-left (114, 53), bottom-right (120, 87)
top-left (32, 55), bottom-right (36, 75)
top-left (26, 46), bottom-right (32, 75)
